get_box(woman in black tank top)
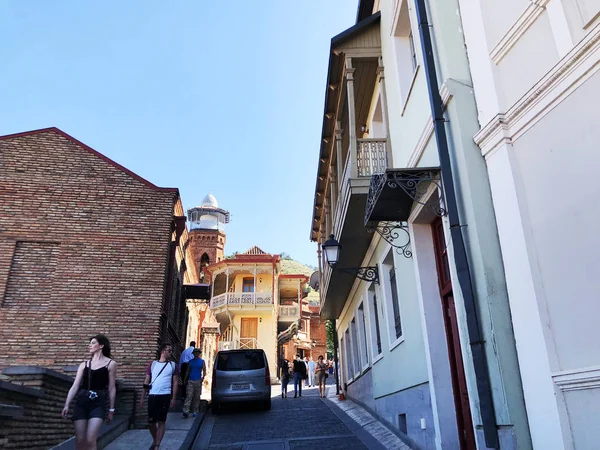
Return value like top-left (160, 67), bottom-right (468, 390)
top-left (62, 334), bottom-right (118, 449)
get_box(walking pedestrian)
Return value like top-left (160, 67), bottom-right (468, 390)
top-left (179, 341), bottom-right (195, 399)
top-left (328, 359), bottom-right (334, 375)
top-left (307, 357), bottom-right (316, 387)
top-left (182, 348), bottom-right (206, 418)
top-left (62, 334), bottom-right (117, 450)
top-left (315, 355), bottom-right (329, 398)
top-left (139, 343), bottom-right (179, 450)
top-left (280, 358), bottom-right (291, 398)
top-left (292, 354), bottom-right (307, 398)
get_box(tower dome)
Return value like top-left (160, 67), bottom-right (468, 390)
top-left (187, 193), bottom-right (230, 231)
top-left (201, 193), bottom-right (218, 208)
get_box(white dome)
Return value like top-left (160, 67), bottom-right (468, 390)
top-left (201, 193), bottom-right (218, 208)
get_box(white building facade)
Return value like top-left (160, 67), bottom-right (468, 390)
top-left (312, 0), bottom-right (532, 448)
top-left (457, 1), bottom-right (600, 448)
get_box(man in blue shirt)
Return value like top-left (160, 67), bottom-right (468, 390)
top-left (179, 341), bottom-right (195, 399)
top-left (182, 348), bottom-right (206, 417)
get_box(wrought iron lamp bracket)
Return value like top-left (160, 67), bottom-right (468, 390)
top-left (366, 221), bottom-right (413, 258)
top-left (337, 266), bottom-right (379, 284)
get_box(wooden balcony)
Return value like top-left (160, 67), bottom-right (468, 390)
top-left (210, 292), bottom-right (273, 310)
top-left (321, 138), bottom-right (388, 318)
top-left (278, 305), bottom-right (300, 321)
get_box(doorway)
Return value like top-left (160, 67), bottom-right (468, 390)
top-left (240, 318), bottom-right (258, 349)
top-left (432, 217), bottom-right (476, 450)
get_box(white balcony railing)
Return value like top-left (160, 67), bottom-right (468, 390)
top-left (210, 292), bottom-right (273, 309)
top-left (239, 338), bottom-right (258, 349)
top-left (218, 341), bottom-right (236, 351)
top-left (218, 338), bottom-right (260, 350)
top-left (279, 305), bottom-right (300, 319)
top-left (357, 138), bottom-right (388, 177)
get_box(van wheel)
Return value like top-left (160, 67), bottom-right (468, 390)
top-left (211, 401), bottom-right (220, 414)
top-left (263, 399), bottom-right (271, 411)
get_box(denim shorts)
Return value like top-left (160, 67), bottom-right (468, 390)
top-left (72, 389), bottom-right (107, 421)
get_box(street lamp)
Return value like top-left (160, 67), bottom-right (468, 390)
top-left (321, 235), bottom-right (379, 283)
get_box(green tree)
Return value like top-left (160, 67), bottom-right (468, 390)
top-left (325, 319), bottom-right (335, 359)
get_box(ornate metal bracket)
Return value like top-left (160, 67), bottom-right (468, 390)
top-left (364, 169), bottom-right (447, 226)
top-left (366, 221), bottom-right (412, 258)
top-left (336, 266), bottom-right (379, 284)
top-left (388, 169), bottom-right (447, 217)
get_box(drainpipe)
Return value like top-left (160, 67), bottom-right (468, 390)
top-left (413, 0), bottom-right (499, 447)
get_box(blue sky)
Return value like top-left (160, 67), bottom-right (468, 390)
top-left (0, 1), bottom-right (356, 267)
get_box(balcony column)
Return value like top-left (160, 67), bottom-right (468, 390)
top-left (225, 268), bottom-right (230, 302)
top-left (377, 56), bottom-right (392, 163)
top-left (324, 198), bottom-right (331, 237)
top-left (335, 121), bottom-right (343, 193)
top-left (211, 274), bottom-right (215, 298)
top-left (345, 57), bottom-right (358, 178)
top-left (253, 265), bottom-right (257, 294)
top-left (329, 166), bottom-right (336, 222)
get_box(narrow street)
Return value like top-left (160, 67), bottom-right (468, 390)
top-left (193, 379), bottom-right (404, 450)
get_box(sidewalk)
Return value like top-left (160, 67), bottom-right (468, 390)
top-left (105, 412), bottom-right (198, 450)
top-left (322, 382), bottom-right (414, 450)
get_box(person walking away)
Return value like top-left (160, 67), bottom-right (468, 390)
top-left (140, 343), bottom-right (178, 450)
top-left (315, 355), bottom-right (329, 398)
top-left (292, 354), bottom-right (307, 398)
top-left (280, 358), bottom-right (291, 398)
top-left (303, 357), bottom-right (310, 387)
top-left (182, 348), bottom-right (206, 417)
top-left (307, 357), bottom-right (316, 388)
top-left (328, 359), bottom-right (334, 375)
top-left (179, 341), bottom-right (195, 399)
top-left (62, 334), bottom-right (117, 450)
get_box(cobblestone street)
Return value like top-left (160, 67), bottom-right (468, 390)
top-left (193, 379), bottom-right (410, 450)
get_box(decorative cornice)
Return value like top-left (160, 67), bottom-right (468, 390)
top-left (553, 366), bottom-right (600, 392)
top-left (489, 0), bottom-right (551, 64)
top-left (476, 22), bottom-right (600, 157)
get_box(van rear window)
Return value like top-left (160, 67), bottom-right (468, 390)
top-left (217, 351), bottom-right (265, 371)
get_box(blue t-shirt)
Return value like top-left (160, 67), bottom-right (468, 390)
top-left (188, 357), bottom-right (205, 381)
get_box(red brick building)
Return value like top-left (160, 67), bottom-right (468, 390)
top-left (0, 127), bottom-right (195, 387)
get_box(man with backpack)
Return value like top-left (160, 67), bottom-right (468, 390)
top-left (140, 343), bottom-right (179, 450)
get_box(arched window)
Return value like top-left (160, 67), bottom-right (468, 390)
top-left (200, 253), bottom-right (210, 267)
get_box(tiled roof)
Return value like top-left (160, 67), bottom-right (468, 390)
top-left (243, 246), bottom-right (267, 255)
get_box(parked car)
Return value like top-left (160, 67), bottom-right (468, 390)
top-left (211, 348), bottom-right (271, 413)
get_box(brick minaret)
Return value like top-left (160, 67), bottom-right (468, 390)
top-left (187, 193), bottom-right (230, 282)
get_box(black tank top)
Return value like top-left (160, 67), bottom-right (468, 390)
top-left (80, 360), bottom-right (111, 391)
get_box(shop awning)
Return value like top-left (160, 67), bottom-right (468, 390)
top-left (364, 167), bottom-right (442, 225)
top-left (183, 284), bottom-right (210, 300)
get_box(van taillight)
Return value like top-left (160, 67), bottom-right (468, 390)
top-left (212, 364), bottom-right (217, 388)
top-left (265, 364), bottom-right (271, 386)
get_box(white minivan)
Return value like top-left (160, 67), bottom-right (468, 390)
top-left (211, 349), bottom-right (272, 413)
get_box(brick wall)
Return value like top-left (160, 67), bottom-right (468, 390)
top-left (188, 229), bottom-right (226, 281)
top-left (310, 310), bottom-right (328, 359)
top-left (0, 366), bottom-right (136, 449)
top-left (0, 129), bottom-right (184, 410)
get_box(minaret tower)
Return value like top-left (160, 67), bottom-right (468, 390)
top-left (187, 193), bottom-right (230, 282)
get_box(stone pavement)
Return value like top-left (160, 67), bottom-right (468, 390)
top-left (105, 412), bottom-right (197, 450)
top-left (325, 390), bottom-right (411, 450)
top-left (193, 378), bottom-right (413, 450)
